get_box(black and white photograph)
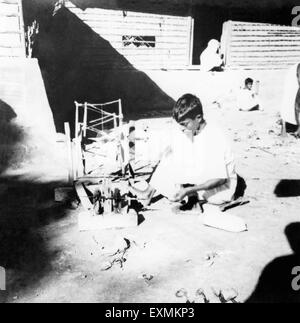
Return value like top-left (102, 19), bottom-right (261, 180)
top-left (0, 0), bottom-right (300, 306)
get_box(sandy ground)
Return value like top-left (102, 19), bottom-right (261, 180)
top-left (1, 72), bottom-right (300, 303)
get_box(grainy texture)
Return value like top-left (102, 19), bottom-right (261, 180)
top-left (1, 70), bottom-right (300, 303)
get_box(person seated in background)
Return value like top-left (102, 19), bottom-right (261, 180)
top-left (237, 78), bottom-right (261, 112)
top-left (200, 39), bottom-right (224, 72)
top-left (130, 94), bottom-right (242, 209)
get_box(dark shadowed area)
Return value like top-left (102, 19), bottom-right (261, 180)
top-left (275, 180), bottom-right (300, 197)
top-left (0, 100), bottom-right (26, 175)
top-left (247, 223), bottom-right (300, 303)
top-left (0, 177), bottom-right (72, 303)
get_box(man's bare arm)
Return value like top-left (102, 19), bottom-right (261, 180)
top-left (171, 178), bottom-right (228, 202)
top-left (190, 178), bottom-right (227, 193)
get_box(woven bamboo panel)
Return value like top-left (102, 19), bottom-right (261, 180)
top-left (221, 20), bottom-right (300, 70)
top-left (64, 0), bottom-right (194, 69)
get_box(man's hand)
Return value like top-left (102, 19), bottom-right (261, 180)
top-left (170, 179), bottom-right (227, 203)
top-left (170, 188), bottom-right (190, 202)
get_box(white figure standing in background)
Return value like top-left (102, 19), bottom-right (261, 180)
top-left (200, 39), bottom-right (224, 72)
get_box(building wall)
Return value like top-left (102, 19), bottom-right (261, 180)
top-left (0, 1), bottom-right (60, 174)
top-left (221, 21), bottom-right (300, 70)
top-left (0, 0), bottom-right (25, 57)
top-left (62, 0), bottom-right (194, 69)
top-left (0, 58), bottom-right (57, 174)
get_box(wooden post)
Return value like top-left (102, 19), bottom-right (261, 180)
top-left (64, 122), bottom-right (74, 184)
top-left (83, 102), bottom-right (88, 137)
top-left (117, 99), bottom-right (125, 173)
top-left (118, 129), bottom-right (126, 175)
top-left (72, 139), bottom-right (78, 181)
top-left (113, 113), bottom-right (117, 130)
top-left (77, 129), bottom-right (84, 178)
top-left (118, 99), bottom-right (124, 127)
top-left (75, 101), bottom-right (79, 139)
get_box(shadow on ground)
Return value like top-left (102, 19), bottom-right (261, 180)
top-left (274, 180), bottom-right (300, 198)
top-left (246, 223), bottom-right (300, 303)
top-left (0, 99), bottom-right (26, 175)
top-left (0, 177), bottom-right (73, 303)
top-left (285, 123), bottom-right (299, 134)
top-left (1, 99), bottom-right (72, 302)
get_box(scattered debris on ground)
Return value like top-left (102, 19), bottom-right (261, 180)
top-left (176, 287), bottom-right (240, 304)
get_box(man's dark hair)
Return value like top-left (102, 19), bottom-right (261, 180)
top-left (245, 78), bottom-right (254, 85)
top-left (173, 94), bottom-right (203, 123)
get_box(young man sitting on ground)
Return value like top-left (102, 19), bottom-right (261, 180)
top-left (237, 78), bottom-right (261, 112)
top-left (131, 94), bottom-right (243, 210)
